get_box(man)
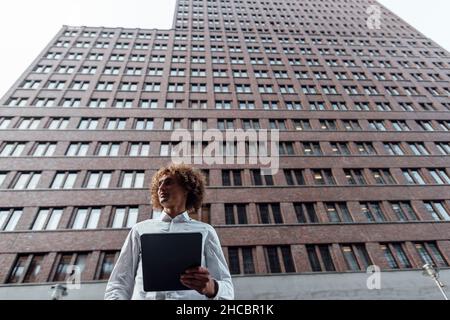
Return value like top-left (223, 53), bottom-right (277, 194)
top-left (105, 163), bottom-right (234, 300)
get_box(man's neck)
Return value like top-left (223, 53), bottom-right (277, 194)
top-left (163, 207), bottom-right (187, 219)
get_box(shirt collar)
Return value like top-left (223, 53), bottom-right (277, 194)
top-left (160, 210), bottom-right (190, 223)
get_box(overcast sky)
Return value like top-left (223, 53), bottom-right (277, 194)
top-left (0, 0), bottom-right (449, 97)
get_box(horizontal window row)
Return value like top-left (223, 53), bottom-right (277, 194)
top-left (58, 28), bottom-right (440, 52)
top-left (1, 139), bottom-right (448, 157)
top-left (221, 200), bottom-right (450, 225)
top-left (2, 199), bottom-right (449, 234)
top-left (0, 170), bottom-right (146, 190)
top-left (2, 115), bottom-right (450, 134)
top-left (0, 204), bottom-right (211, 232)
top-left (5, 240), bottom-right (448, 284)
top-left (229, 241), bottom-right (448, 275)
top-left (0, 166), bottom-right (449, 191)
top-left (0, 206), bottom-right (141, 232)
top-left (50, 37), bottom-right (449, 63)
top-left (5, 94), bottom-right (450, 113)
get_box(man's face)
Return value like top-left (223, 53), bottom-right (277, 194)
top-left (157, 174), bottom-right (187, 209)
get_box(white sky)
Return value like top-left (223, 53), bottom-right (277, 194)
top-left (0, 0), bottom-right (449, 98)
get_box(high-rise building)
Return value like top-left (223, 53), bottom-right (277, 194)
top-left (0, 0), bottom-right (449, 299)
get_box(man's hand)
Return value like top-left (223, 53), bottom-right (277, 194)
top-left (180, 266), bottom-right (218, 298)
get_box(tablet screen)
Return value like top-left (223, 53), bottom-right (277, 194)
top-left (140, 232), bottom-right (203, 292)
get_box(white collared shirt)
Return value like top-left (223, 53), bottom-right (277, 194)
top-left (104, 211), bottom-right (234, 300)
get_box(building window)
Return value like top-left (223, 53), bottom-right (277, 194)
top-left (279, 142), bottom-right (295, 155)
top-left (264, 246), bottom-right (296, 273)
top-left (96, 142), bottom-right (120, 156)
top-left (356, 142), bottom-right (376, 155)
top-left (383, 142), bottom-right (405, 156)
top-left (7, 254), bottom-right (46, 283)
top-left (371, 169), bottom-right (396, 185)
top-left (429, 169), bottom-right (450, 185)
top-left (78, 118), bottom-right (98, 130)
top-left (269, 119), bottom-right (288, 131)
top-left (0, 117), bottom-right (12, 129)
top-left (89, 99), bottom-right (108, 108)
top-left (190, 204), bottom-right (211, 224)
top-left (134, 119), bottom-right (154, 130)
top-left (319, 119), bottom-right (337, 131)
top-left (128, 143), bottom-right (150, 157)
top-left (414, 242), bottom-right (448, 268)
top-left (71, 207), bottom-right (101, 229)
top-left (7, 97), bottom-right (28, 107)
top-left (294, 119), bottom-right (311, 131)
top-left (312, 169), bottom-right (335, 185)
top-left (284, 169), bottom-right (305, 186)
top-left (84, 171), bottom-right (112, 189)
top-left (30, 142), bottom-right (56, 157)
top-left (380, 243), bottom-right (412, 269)
top-left (368, 120), bottom-right (387, 131)
top-left (423, 201), bottom-right (450, 221)
top-left (120, 171), bottom-right (145, 188)
top-left (224, 204), bottom-right (248, 225)
top-left (306, 244), bottom-right (336, 272)
top-left (257, 203), bottom-right (283, 224)
top-left (51, 172), bottom-right (78, 189)
top-left (111, 206), bottom-right (139, 228)
top-left (16, 118), bottom-right (41, 129)
top-left (408, 143), bottom-right (430, 156)
top-left (106, 118), bottom-right (127, 130)
top-left (0, 208), bottom-right (23, 231)
top-left (140, 99), bottom-right (158, 109)
top-left (47, 118), bottom-right (69, 130)
top-left (96, 251), bottom-right (120, 280)
top-left (242, 119), bottom-right (260, 130)
top-left (189, 119), bottom-right (207, 130)
top-left (436, 143), bottom-right (450, 155)
top-left (222, 170), bottom-right (242, 186)
top-left (390, 202), bottom-right (418, 221)
top-left (0, 142), bottom-right (26, 157)
top-left (0, 172), bottom-right (7, 188)
top-left (66, 143), bottom-right (90, 156)
top-left (31, 208), bottom-right (63, 230)
top-left (294, 202), bottom-right (318, 224)
top-left (330, 142), bottom-right (351, 155)
top-left (344, 169), bottom-right (367, 185)
top-left (114, 99), bottom-right (134, 108)
top-left (10, 172), bottom-right (41, 190)
top-left (402, 169), bottom-right (426, 185)
top-left (325, 203), bottom-right (353, 223)
top-left (51, 252), bottom-right (88, 282)
top-left (301, 142), bottom-right (322, 156)
top-left (217, 119), bottom-right (234, 131)
top-left (341, 244), bottom-right (372, 271)
top-left (227, 247), bottom-right (255, 275)
top-left (360, 202), bottom-right (387, 222)
top-left (251, 169), bottom-right (274, 186)
top-left (163, 119), bottom-right (182, 130)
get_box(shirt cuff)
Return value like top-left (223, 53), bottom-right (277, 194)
top-left (207, 279), bottom-right (221, 300)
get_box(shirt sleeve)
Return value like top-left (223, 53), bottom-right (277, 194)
top-left (104, 228), bottom-right (141, 300)
top-left (204, 227), bottom-right (235, 300)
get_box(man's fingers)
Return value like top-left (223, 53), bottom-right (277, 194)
top-left (181, 273), bottom-right (210, 281)
top-left (185, 266), bottom-right (209, 274)
top-left (180, 279), bottom-right (205, 291)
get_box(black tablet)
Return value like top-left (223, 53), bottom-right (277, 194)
top-left (140, 232), bottom-right (203, 292)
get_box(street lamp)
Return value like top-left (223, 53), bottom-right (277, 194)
top-left (422, 263), bottom-right (448, 300)
top-left (50, 284), bottom-right (68, 300)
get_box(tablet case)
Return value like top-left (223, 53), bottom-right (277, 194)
top-left (140, 232), bottom-right (202, 291)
